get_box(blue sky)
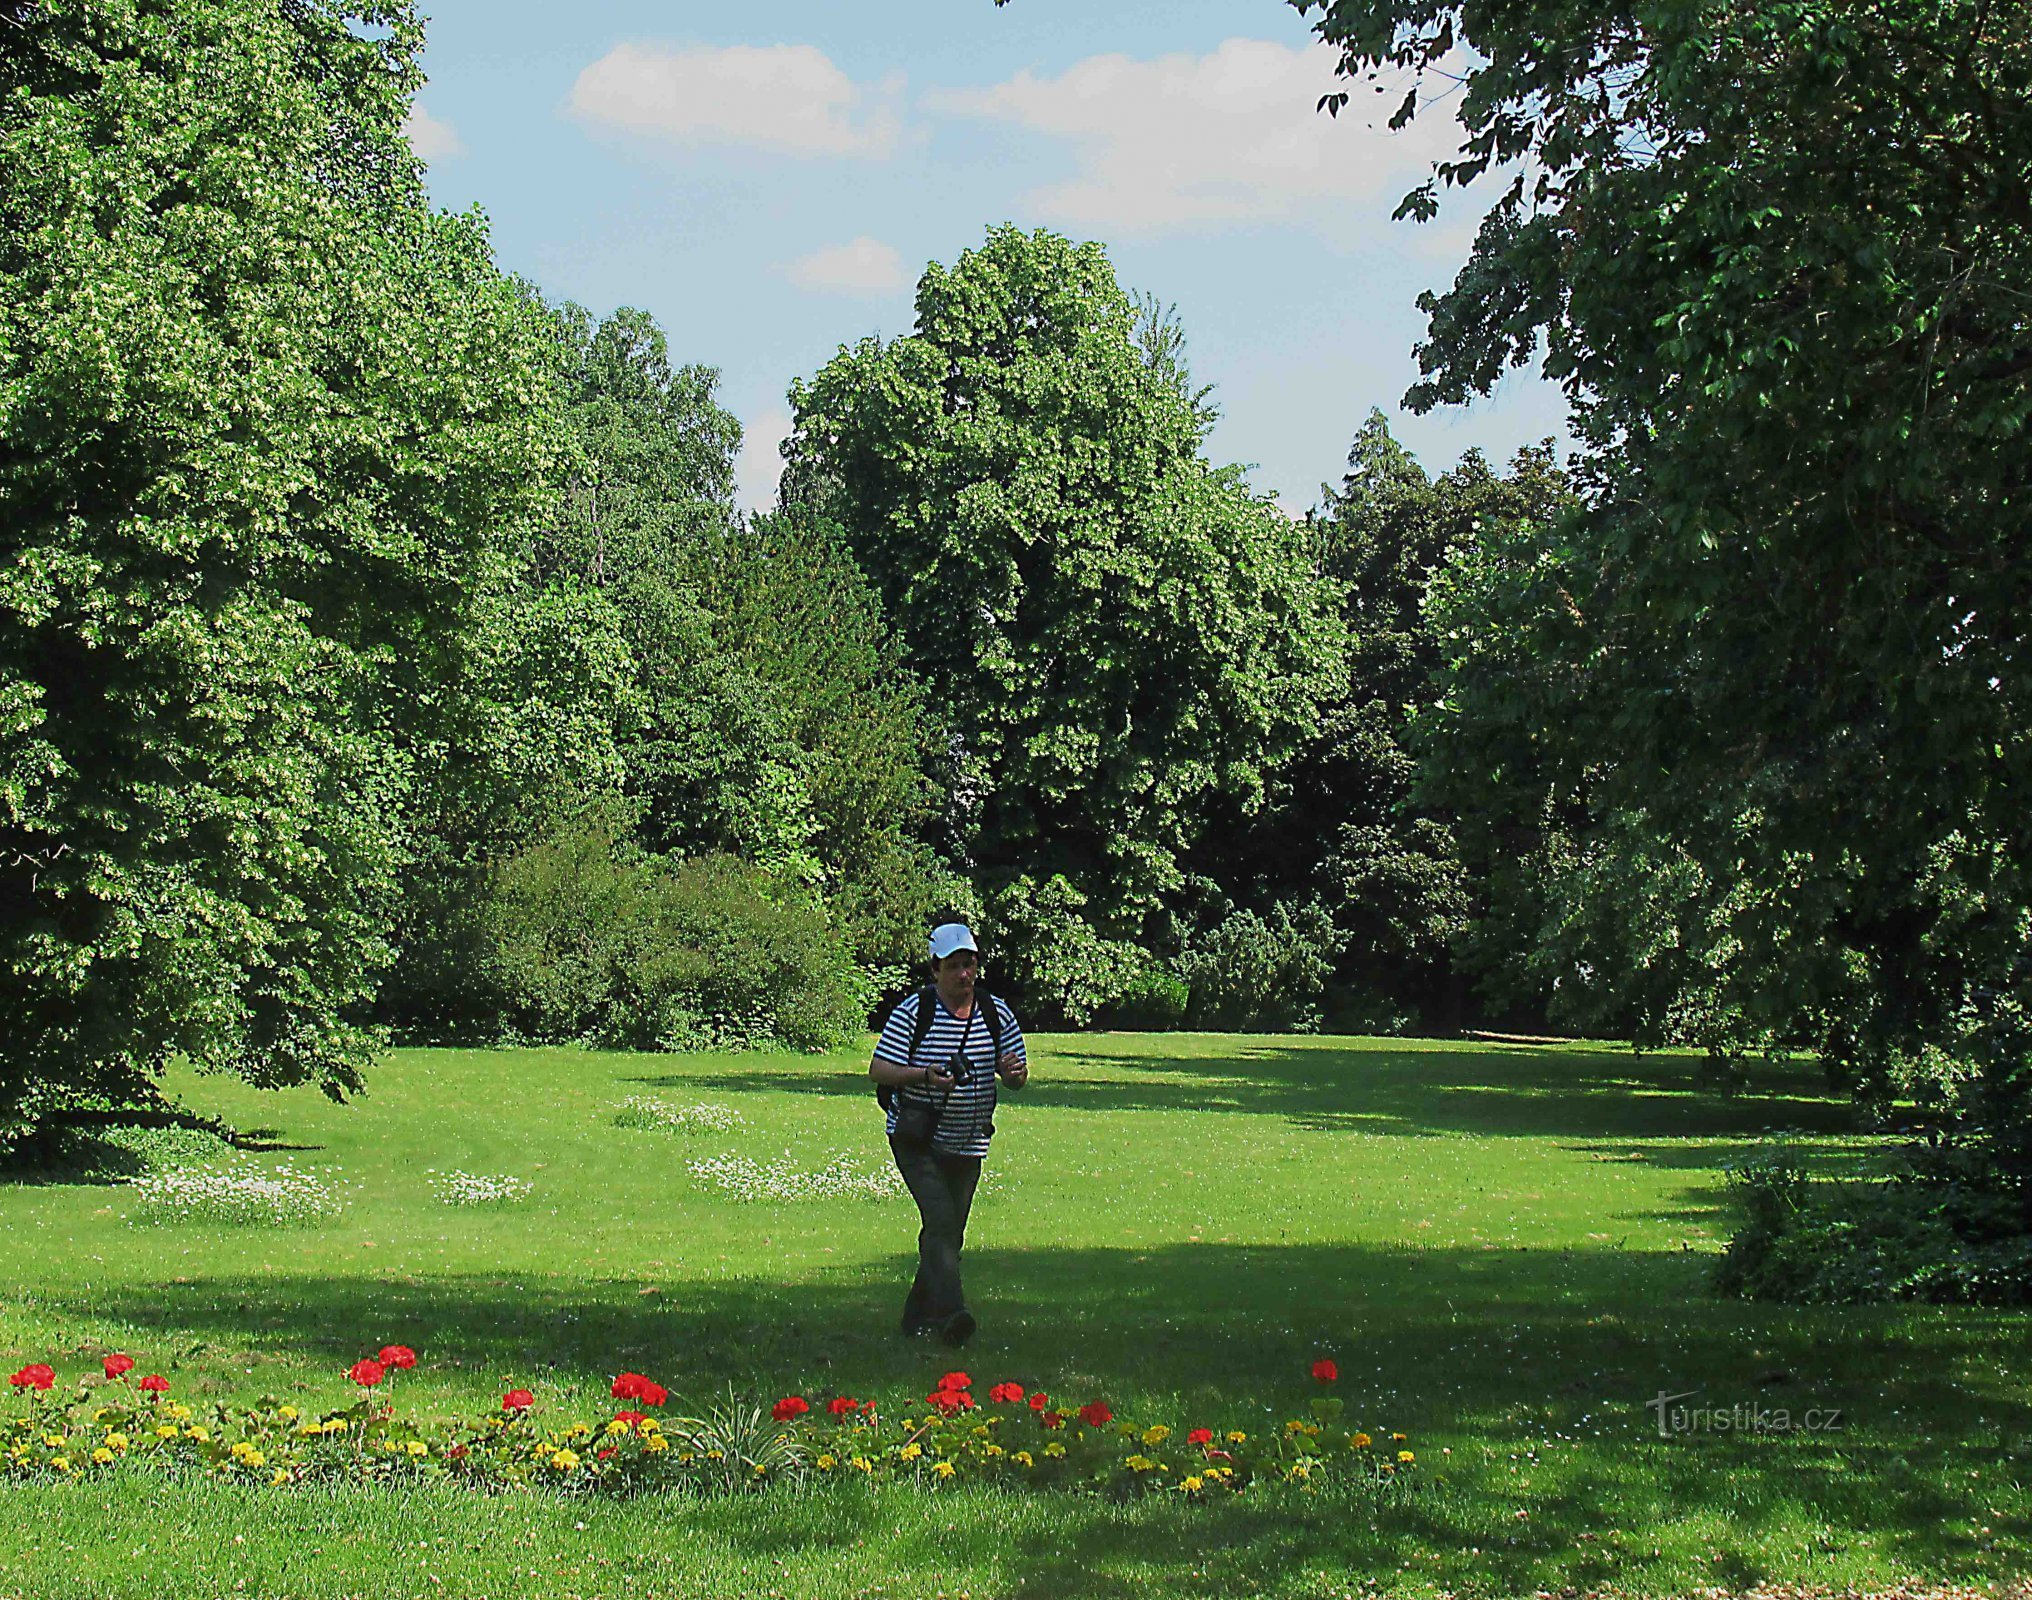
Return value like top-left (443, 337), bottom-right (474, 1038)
top-left (404, 0), bottom-right (1574, 514)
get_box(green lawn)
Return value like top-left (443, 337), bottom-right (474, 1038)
top-left (1, 1034), bottom-right (2026, 1598)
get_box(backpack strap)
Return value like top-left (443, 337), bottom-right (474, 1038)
top-left (975, 984), bottom-right (1005, 1060)
top-left (905, 983), bottom-right (939, 1067)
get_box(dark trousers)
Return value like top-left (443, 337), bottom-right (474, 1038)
top-left (889, 1136), bottom-right (982, 1330)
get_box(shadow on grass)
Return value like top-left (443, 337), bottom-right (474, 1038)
top-left (644, 1037), bottom-right (1867, 1153)
top-left (60, 1237), bottom-right (2029, 1592)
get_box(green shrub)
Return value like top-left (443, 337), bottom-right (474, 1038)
top-left (487, 805), bottom-right (870, 1052)
top-left (1178, 900), bottom-right (1340, 1032)
top-left (1713, 1145), bottom-right (2032, 1306)
top-left (1093, 965), bottom-right (1189, 1031)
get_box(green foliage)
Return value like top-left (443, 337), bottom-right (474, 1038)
top-left (1178, 900), bottom-right (1340, 1034)
top-left (0, 0), bottom-right (566, 1144)
top-left (487, 801), bottom-right (870, 1054)
top-left (1093, 963), bottom-right (1190, 1032)
top-left (1715, 1149), bottom-right (2032, 1306)
top-left (1304, 1), bottom-right (2032, 1169)
top-left (785, 225), bottom-right (1345, 1005)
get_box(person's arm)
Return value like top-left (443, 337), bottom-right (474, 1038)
top-left (870, 1055), bottom-right (955, 1090)
top-left (869, 996), bottom-right (956, 1090)
top-left (995, 1001), bottom-right (1029, 1089)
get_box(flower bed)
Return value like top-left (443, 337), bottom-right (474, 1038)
top-left (5, 1352), bottom-right (1423, 1499)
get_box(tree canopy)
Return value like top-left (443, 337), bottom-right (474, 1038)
top-left (784, 225), bottom-right (1344, 1019)
top-left (0, 0), bottom-right (566, 1138)
top-left (1298, 0), bottom-right (2032, 1166)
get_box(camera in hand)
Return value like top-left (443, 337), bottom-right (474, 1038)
top-left (941, 1051), bottom-right (970, 1086)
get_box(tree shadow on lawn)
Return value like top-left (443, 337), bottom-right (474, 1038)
top-left (647, 1038), bottom-right (1866, 1150)
top-left (70, 1238), bottom-right (2026, 1589)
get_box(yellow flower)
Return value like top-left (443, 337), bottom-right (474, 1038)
top-left (167, 1404), bottom-right (192, 1422)
top-left (1179, 1475), bottom-right (1204, 1494)
top-left (105, 1433), bottom-right (128, 1452)
top-left (92, 1408), bottom-right (108, 1424)
top-left (1126, 1454), bottom-right (1156, 1472)
top-left (242, 1448), bottom-right (267, 1469)
top-left (1286, 1419), bottom-right (1307, 1435)
top-left (644, 1435), bottom-right (669, 1454)
top-left (154, 1425), bottom-right (177, 1440)
top-left (850, 1455), bottom-right (873, 1473)
top-left (605, 1419), bottom-right (631, 1436)
top-left (405, 1441), bottom-right (430, 1458)
top-left (984, 1443), bottom-right (1004, 1458)
top-left (1044, 1442), bottom-right (1066, 1459)
top-left (1014, 1451), bottom-right (1033, 1468)
top-left (1287, 1462), bottom-right (1312, 1482)
top-left (295, 1423), bottom-right (322, 1438)
top-left (1391, 1432), bottom-right (1407, 1442)
top-left (705, 1448), bottom-right (724, 1461)
top-left (1226, 1430), bottom-right (1247, 1444)
top-left (550, 1449), bottom-right (580, 1471)
top-left (1380, 1461), bottom-right (1396, 1474)
top-left (816, 1453), bottom-right (838, 1471)
top-left (639, 1418), bottom-right (662, 1434)
top-left (1351, 1432), bottom-right (1372, 1449)
top-left (1141, 1425), bottom-right (1171, 1447)
top-left (898, 1442), bottom-right (922, 1461)
top-left (752, 1462), bottom-right (767, 1477)
top-left (52, 1456), bottom-right (72, 1473)
top-left (43, 1434), bottom-right (66, 1449)
top-left (1397, 1450), bottom-right (1414, 1464)
top-left (271, 1467), bottom-right (289, 1486)
top-left (322, 1418), bottom-right (348, 1435)
top-left (933, 1460), bottom-right (955, 1479)
top-left (91, 1448), bottom-right (114, 1465)
top-left (277, 1406), bottom-right (299, 1422)
top-left (566, 1422), bottom-right (592, 1440)
top-left (185, 1426), bottom-right (211, 1443)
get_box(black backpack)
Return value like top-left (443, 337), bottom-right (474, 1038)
top-left (875, 983), bottom-right (1005, 1111)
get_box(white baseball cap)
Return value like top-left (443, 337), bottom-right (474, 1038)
top-left (928, 922), bottom-right (979, 962)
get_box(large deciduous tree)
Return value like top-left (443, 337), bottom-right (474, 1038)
top-left (0, 0), bottom-right (565, 1140)
top-left (784, 225), bottom-right (1343, 1020)
top-left (1297, 1), bottom-right (2032, 1177)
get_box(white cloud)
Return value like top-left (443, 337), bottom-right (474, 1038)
top-left (736, 407), bottom-right (793, 513)
top-left (925, 39), bottom-right (1461, 235)
top-left (568, 43), bottom-right (902, 157)
top-left (785, 236), bottom-right (910, 294)
top-left (401, 103), bottom-right (464, 161)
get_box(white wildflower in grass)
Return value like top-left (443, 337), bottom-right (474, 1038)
top-left (686, 1150), bottom-right (905, 1204)
top-left (614, 1096), bottom-right (744, 1135)
top-left (427, 1170), bottom-right (533, 1206)
top-left (128, 1161), bottom-right (344, 1227)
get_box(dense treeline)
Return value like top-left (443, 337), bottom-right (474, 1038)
top-left (6, 0), bottom-right (2030, 1300)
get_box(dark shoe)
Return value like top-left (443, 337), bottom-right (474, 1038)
top-left (940, 1308), bottom-right (976, 1347)
top-left (901, 1317), bottom-right (937, 1338)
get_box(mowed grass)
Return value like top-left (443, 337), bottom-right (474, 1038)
top-left (1, 1034), bottom-right (2027, 1599)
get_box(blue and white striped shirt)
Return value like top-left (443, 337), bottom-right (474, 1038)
top-left (874, 989), bottom-right (1027, 1157)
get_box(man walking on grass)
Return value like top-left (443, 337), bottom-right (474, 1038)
top-left (868, 922), bottom-right (1028, 1346)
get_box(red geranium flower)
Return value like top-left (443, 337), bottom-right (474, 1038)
top-left (137, 1374), bottom-right (170, 1394)
top-left (826, 1396), bottom-right (859, 1417)
top-left (597, 1447), bottom-right (617, 1461)
top-left (1077, 1401), bottom-right (1112, 1428)
top-left (771, 1396), bottom-right (810, 1422)
top-left (936, 1371), bottom-right (971, 1392)
top-left (611, 1372), bottom-right (647, 1401)
top-left (447, 1444), bottom-right (471, 1460)
top-left (349, 1358), bottom-right (386, 1388)
top-left (1187, 1427), bottom-right (1214, 1446)
top-left (988, 1382), bottom-right (1025, 1404)
top-left (103, 1354), bottom-right (135, 1380)
top-left (377, 1345), bottom-right (417, 1370)
top-left (1311, 1358), bottom-right (1339, 1384)
top-left (637, 1380), bottom-right (668, 1408)
top-left (8, 1364), bottom-right (54, 1392)
top-left (925, 1389), bottom-right (975, 1415)
top-left (1027, 1392), bottom-right (1049, 1411)
top-left (502, 1389), bottom-right (535, 1412)
top-left (613, 1410), bottom-right (646, 1428)
top-left (1040, 1410), bottom-right (1066, 1429)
